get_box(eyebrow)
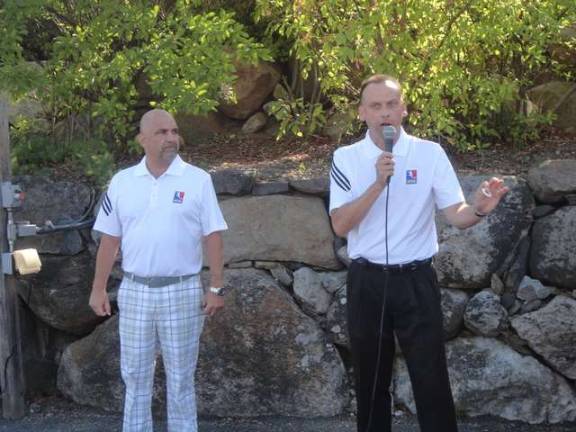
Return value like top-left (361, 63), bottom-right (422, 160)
top-left (155, 128), bottom-right (179, 134)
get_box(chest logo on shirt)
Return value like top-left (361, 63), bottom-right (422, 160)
top-left (406, 169), bottom-right (418, 184)
top-left (173, 191), bottom-right (185, 204)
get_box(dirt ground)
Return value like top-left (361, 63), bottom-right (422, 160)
top-left (0, 395), bottom-right (574, 432)
top-left (179, 127), bottom-right (576, 181)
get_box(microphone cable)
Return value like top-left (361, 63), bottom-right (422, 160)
top-left (365, 175), bottom-right (392, 432)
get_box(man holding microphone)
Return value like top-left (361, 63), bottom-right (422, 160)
top-left (329, 74), bottom-right (509, 432)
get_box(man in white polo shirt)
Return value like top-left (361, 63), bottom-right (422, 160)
top-left (89, 109), bottom-right (228, 432)
top-left (330, 75), bottom-right (509, 432)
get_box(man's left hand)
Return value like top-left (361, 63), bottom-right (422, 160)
top-left (203, 292), bottom-right (224, 316)
top-left (474, 177), bottom-right (510, 215)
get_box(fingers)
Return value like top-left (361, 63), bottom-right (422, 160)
top-left (104, 300), bottom-right (111, 316)
top-left (376, 153), bottom-right (394, 183)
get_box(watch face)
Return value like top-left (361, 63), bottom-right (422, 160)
top-left (210, 287), bottom-right (225, 296)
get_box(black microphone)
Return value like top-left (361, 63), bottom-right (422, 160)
top-left (382, 125), bottom-right (396, 153)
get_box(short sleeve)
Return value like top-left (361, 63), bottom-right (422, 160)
top-left (93, 175), bottom-right (122, 237)
top-left (200, 176), bottom-right (228, 236)
top-left (329, 150), bottom-right (354, 213)
top-left (432, 147), bottom-right (465, 210)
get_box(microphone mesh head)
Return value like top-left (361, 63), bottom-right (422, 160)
top-left (383, 125), bottom-right (396, 141)
top-left (383, 125), bottom-right (396, 152)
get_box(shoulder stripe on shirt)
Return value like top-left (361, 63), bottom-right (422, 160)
top-left (331, 161), bottom-right (351, 191)
top-left (102, 193), bottom-right (112, 216)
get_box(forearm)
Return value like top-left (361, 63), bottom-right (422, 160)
top-left (204, 231), bottom-right (224, 287)
top-left (443, 202), bottom-right (485, 229)
top-left (92, 234), bottom-right (121, 292)
top-left (331, 181), bottom-right (386, 237)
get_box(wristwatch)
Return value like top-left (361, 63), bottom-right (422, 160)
top-left (209, 286), bottom-right (225, 296)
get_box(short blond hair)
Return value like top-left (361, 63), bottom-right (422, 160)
top-left (359, 74), bottom-right (403, 103)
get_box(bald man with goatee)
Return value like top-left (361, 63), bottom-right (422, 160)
top-left (89, 109), bottom-right (228, 432)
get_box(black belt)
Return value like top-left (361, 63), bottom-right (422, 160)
top-left (123, 272), bottom-right (197, 288)
top-left (352, 257), bottom-right (432, 273)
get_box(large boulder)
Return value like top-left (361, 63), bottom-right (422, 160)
top-left (219, 195), bottom-right (341, 269)
top-left (511, 295), bottom-right (576, 380)
top-left (57, 269), bottom-right (349, 417)
top-left (394, 337), bottom-right (576, 424)
top-left (219, 62), bottom-right (281, 120)
top-left (12, 175), bottom-right (95, 255)
top-left (435, 176), bottom-right (534, 289)
top-left (530, 206), bottom-right (576, 289)
top-left (526, 160), bottom-right (576, 204)
top-left (197, 269), bottom-right (348, 417)
top-left (60, 316), bottom-right (134, 411)
top-left (18, 252), bottom-right (118, 335)
top-left (527, 81), bottom-right (576, 133)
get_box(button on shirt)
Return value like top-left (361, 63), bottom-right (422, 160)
top-left (94, 155), bottom-right (228, 276)
top-left (329, 129), bottom-right (464, 265)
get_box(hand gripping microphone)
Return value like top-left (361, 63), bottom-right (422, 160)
top-left (382, 125), bottom-right (396, 153)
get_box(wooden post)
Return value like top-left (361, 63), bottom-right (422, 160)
top-left (0, 98), bottom-right (26, 419)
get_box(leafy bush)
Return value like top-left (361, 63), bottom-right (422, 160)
top-left (255, 0), bottom-right (576, 149)
top-left (1, 0), bottom-right (271, 158)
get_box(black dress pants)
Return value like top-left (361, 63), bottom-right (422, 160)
top-left (347, 260), bottom-right (458, 432)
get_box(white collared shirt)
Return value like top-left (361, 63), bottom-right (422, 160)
top-left (329, 129), bottom-right (464, 264)
top-left (94, 155), bottom-right (228, 276)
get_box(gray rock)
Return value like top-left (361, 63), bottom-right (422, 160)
top-left (211, 169), bottom-right (254, 195)
top-left (13, 175), bottom-right (95, 255)
top-left (336, 246), bottom-right (351, 267)
top-left (18, 252), bottom-right (118, 335)
top-left (532, 205), bottom-right (557, 219)
top-left (511, 295), bottom-right (576, 380)
top-left (57, 316), bottom-right (167, 413)
top-left (440, 288), bottom-right (469, 340)
top-left (324, 286), bottom-right (348, 347)
top-left (219, 62), bottom-right (281, 120)
top-left (530, 206), bottom-right (576, 289)
top-left (463, 290), bottom-right (508, 337)
top-left (394, 337), bottom-right (576, 423)
top-left (219, 196), bottom-right (341, 269)
top-left (526, 159), bottom-right (576, 204)
top-left (227, 261), bottom-right (252, 269)
top-left (58, 269), bottom-right (349, 417)
top-left (503, 233), bottom-right (530, 293)
top-left (289, 178), bottom-right (329, 196)
top-left (175, 111), bottom-right (231, 146)
top-left (252, 181), bottom-right (290, 196)
top-left (435, 176), bottom-right (534, 289)
top-left (491, 273), bottom-right (505, 296)
top-left (293, 268), bottom-right (345, 315)
top-left (520, 299), bottom-right (543, 314)
top-left (270, 265), bottom-right (293, 287)
top-left (197, 269), bottom-right (349, 416)
top-left (241, 112), bottom-right (268, 134)
top-left (517, 276), bottom-right (553, 302)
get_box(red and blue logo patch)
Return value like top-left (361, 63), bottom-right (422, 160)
top-left (173, 191), bottom-right (185, 204)
top-left (406, 169), bottom-right (417, 184)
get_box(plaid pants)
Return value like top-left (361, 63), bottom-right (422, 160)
top-left (118, 276), bottom-right (205, 432)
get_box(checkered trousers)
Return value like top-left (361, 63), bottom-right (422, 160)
top-left (118, 275), bottom-right (205, 432)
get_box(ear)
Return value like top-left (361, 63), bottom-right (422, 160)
top-left (136, 133), bottom-right (145, 149)
top-left (358, 105), bottom-right (366, 122)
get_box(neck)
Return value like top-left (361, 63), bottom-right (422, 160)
top-left (368, 129), bottom-right (386, 150)
top-left (145, 157), bottom-right (172, 178)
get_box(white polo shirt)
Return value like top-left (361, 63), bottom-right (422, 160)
top-left (329, 129), bottom-right (464, 265)
top-left (93, 155), bottom-right (228, 277)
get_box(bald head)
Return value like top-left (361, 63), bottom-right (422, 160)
top-left (139, 109), bottom-right (176, 134)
